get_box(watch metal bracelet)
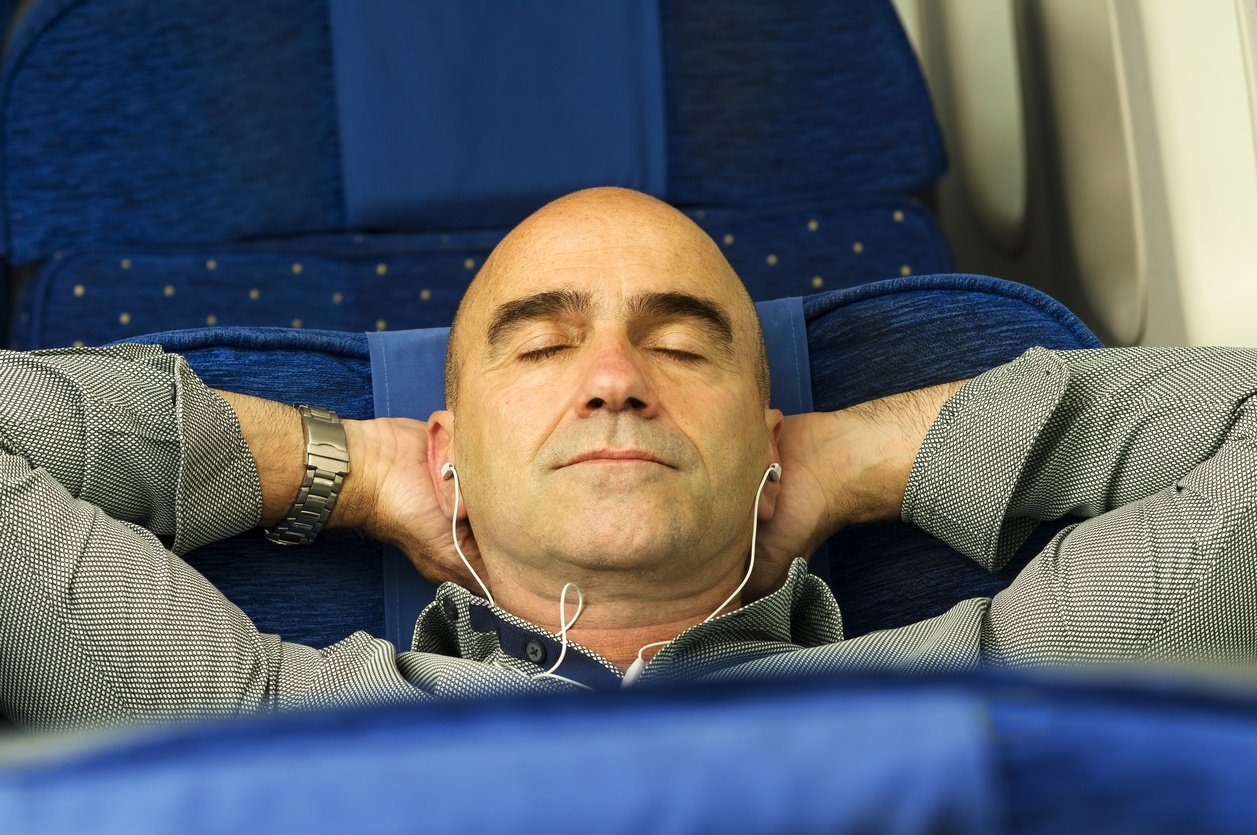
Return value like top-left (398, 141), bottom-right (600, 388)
top-left (264, 405), bottom-right (350, 546)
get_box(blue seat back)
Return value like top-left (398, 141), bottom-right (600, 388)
top-left (5, 0), bottom-right (952, 349)
top-left (1, 0), bottom-right (942, 263)
top-left (5, 671), bottom-right (1257, 833)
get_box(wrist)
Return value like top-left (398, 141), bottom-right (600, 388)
top-left (216, 391), bottom-right (305, 528)
top-left (826, 380), bottom-right (966, 527)
top-left (816, 410), bottom-right (906, 528)
top-left (326, 418), bottom-right (379, 534)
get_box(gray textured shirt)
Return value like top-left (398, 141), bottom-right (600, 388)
top-left (1, 344), bottom-right (1255, 731)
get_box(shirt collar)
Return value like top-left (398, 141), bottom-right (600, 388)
top-left (412, 558), bottom-right (842, 690)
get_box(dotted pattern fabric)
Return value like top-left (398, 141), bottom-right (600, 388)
top-left (11, 201), bottom-right (949, 350)
top-left (3, 345), bottom-right (1256, 731)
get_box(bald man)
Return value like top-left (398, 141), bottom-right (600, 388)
top-left (3, 188), bottom-right (1257, 731)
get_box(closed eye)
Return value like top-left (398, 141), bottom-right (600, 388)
top-left (518, 344), bottom-right (572, 362)
top-left (654, 347), bottom-right (705, 363)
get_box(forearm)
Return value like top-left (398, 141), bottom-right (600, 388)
top-left (835, 381), bottom-right (967, 525)
top-left (0, 345), bottom-right (379, 544)
top-left (214, 391), bottom-right (304, 527)
top-left (215, 390), bottom-right (400, 542)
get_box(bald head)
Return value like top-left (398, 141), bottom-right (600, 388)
top-left (427, 187), bottom-right (786, 620)
top-left (444, 187), bottom-right (769, 411)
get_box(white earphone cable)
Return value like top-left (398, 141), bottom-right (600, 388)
top-left (534, 581), bottom-right (585, 685)
top-left (445, 461), bottom-right (780, 690)
top-left (444, 464), bottom-right (496, 607)
top-left (622, 462), bottom-right (780, 687)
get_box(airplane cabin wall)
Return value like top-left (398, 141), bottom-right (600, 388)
top-left (894, 0), bottom-right (1257, 347)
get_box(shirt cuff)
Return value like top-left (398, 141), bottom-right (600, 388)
top-left (172, 356), bottom-right (263, 554)
top-left (901, 347), bottom-right (1068, 571)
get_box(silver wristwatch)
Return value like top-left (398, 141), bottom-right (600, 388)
top-left (264, 405), bottom-right (351, 546)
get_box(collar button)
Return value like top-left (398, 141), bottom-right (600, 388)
top-left (525, 639), bottom-right (547, 665)
top-left (441, 598), bottom-right (459, 620)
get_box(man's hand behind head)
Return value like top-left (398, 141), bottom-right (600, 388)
top-left (749, 381), bottom-right (968, 600)
top-left (333, 416), bottom-right (484, 590)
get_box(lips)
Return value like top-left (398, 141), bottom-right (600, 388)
top-left (564, 449), bottom-right (668, 467)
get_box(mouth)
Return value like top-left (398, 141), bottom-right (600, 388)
top-left (563, 449), bottom-right (670, 468)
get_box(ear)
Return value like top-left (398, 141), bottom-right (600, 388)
top-left (757, 408), bottom-right (785, 522)
top-left (426, 410), bottom-right (466, 520)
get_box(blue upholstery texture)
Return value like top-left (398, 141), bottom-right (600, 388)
top-left (127, 275), bottom-right (1100, 649)
top-left (1, 0), bottom-right (342, 263)
top-left (329, 0), bottom-right (666, 230)
top-left (11, 201), bottom-right (949, 349)
top-left (4, 672), bottom-right (1257, 832)
top-left (660, 0), bottom-right (945, 205)
top-left (0, 0), bottom-right (944, 263)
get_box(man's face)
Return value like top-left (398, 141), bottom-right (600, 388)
top-left (437, 191), bottom-right (779, 588)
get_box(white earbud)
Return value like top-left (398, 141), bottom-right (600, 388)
top-left (767, 462), bottom-right (782, 482)
top-left (441, 461), bottom-right (455, 480)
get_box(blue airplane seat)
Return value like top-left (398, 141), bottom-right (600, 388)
top-left (5, 668), bottom-right (1257, 832)
top-left (2, 0), bottom-right (952, 347)
top-left (121, 275), bottom-right (1101, 650)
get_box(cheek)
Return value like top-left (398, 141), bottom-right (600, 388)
top-left (671, 410), bottom-right (752, 479)
top-left (461, 385), bottom-right (560, 470)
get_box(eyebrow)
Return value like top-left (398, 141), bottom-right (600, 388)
top-left (487, 289), bottom-right (594, 349)
top-left (626, 291), bottom-right (734, 347)
top-left (486, 288), bottom-right (735, 354)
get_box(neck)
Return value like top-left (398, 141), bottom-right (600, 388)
top-left (483, 558), bottom-right (750, 671)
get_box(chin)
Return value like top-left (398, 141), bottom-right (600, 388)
top-left (537, 475), bottom-right (706, 565)
top-left (555, 510), bottom-right (687, 569)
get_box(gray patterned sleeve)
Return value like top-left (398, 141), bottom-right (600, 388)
top-left (904, 346), bottom-right (1257, 570)
top-left (0, 343), bottom-right (261, 551)
top-left (0, 346), bottom-right (424, 729)
top-left (903, 346), bottom-right (1257, 666)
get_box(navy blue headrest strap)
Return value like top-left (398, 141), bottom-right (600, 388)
top-left (330, 0), bottom-right (666, 230)
top-left (368, 296), bottom-right (813, 650)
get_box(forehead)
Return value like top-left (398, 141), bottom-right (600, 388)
top-left (473, 220), bottom-right (742, 322)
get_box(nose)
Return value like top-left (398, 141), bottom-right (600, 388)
top-left (575, 334), bottom-right (658, 418)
